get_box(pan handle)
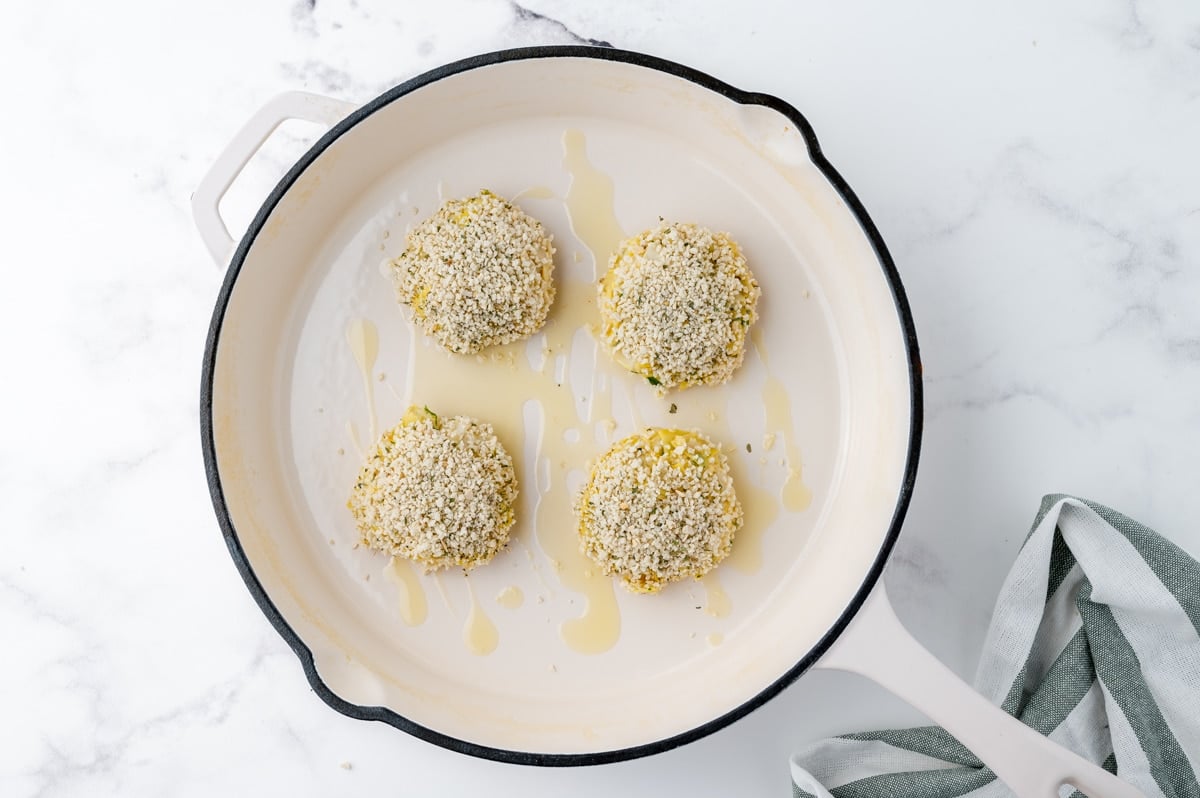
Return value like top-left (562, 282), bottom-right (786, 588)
top-left (191, 91), bottom-right (357, 266)
top-left (816, 584), bottom-right (1144, 798)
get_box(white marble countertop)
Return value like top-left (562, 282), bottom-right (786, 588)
top-left (4, 0), bottom-right (1199, 794)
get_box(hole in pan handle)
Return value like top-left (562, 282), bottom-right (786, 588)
top-left (817, 586), bottom-right (1145, 798)
top-left (191, 91), bottom-right (357, 266)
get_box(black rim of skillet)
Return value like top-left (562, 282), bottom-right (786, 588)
top-left (200, 45), bottom-right (923, 767)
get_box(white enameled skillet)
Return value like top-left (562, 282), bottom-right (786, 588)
top-left (196, 47), bottom-right (1140, 797)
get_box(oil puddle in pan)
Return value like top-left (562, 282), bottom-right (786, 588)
top-left (753, 328), bottom-right (812, 512)
top-left (513, 185), bottom-right (556, 201)
top-left (463, 578), bottom-right (499, 656)
top-left (392, 136), bottom-right (626, 653)
top-left (383, 556), bottom-right (427, 626)
top-left (386, 329), bottom-right (623, 656)
top-left (700, 572), bottom-right (731, 619)
top-left (495, 585), bottom-right (524, 609)
top-left (562, 129), bottom-right (624, 264)
top-left (341, 128), bottom-right (813, 658)
top-left (346, 318), bottom-right (380, 442)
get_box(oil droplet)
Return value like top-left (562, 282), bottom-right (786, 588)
top-left (752, 328), bottom-right (770, 368)
top-left (382, 556), bottom-right (427, 626)
top-left (782, 471), bottom-right (812, 510)
top-left (432, 571), bottom-right (455, 615)
top-left (561, 589), bottom-right (621, 653)
top-left (344, 420), bottom-right (366, 460)
top-left (496, 585), bottom-right (524, 609)
top-left (347, 319), bottom-right (380, 441)
top-left (514, 185), bottom-right (555, 201)
top-left (701, 572), bottom-right (731, 618)
top-left (725, 471), bottom-right (778, 575)
top-left (706, 632), bottom-right (724, 647)
top-left (463, 579), bottom-right (498, 656)
top-left (562, 129), bottom-right (625, 268)
top-left (753, 330), bottom-right (812, 512)
top-left (763, 376), bottom-right (812, 511)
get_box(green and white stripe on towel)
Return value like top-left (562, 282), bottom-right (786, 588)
top-left (791, 495), bottom-right (1200, 798)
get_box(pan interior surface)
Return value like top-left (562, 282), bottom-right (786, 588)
top-left (207, 54), bottom-right (914, 757)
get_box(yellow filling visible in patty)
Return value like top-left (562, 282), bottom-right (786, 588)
top-left (389, 189), bottom-right (556, 354)
top-left (599, 221), bottom-right (759, 393)
top-left (348, 405), bottom-right (517, 571)
top-left (577, 427), bottom-right (742, 593)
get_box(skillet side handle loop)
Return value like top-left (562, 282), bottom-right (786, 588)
top-left (817, 586), bottom-right (1145, 798)
top-left (191, 91), bottom-right (357, 266)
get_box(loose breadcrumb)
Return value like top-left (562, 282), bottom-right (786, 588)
top-left (388, 190), bottom-right (556, 354)
top-left (347, 405), bottom-right (517, 571)
top-left (599, 222), bottom-right (759, 394)
top-left (576, 428), bottom-right (742, 593)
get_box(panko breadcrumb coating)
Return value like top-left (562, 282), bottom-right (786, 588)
top-left (576, 428), bottom-right (742, 593)
top-left (599, 221), bottom-right (760, 394)
top-left (389, 189), bottom-right (556, 354)
top-left (348, 406), bottom-right (517, 571)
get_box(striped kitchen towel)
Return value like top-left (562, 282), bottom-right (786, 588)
top-left (791, 495), bottom-right (1200, 798)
